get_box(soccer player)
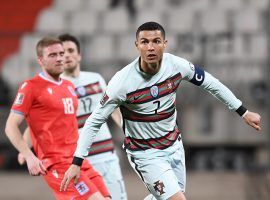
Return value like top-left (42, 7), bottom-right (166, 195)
top-left (59, 33), bottom-right (127, 200)
top-left (60, 22), bottom-right (261, 200)
top-left (5, 37), bottom-right (111, 200)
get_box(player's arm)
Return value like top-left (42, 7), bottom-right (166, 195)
top-left (61, 96), bottom-right (119, 191)
top-left (188, 64), bottom-right (261, 131)
top-left (111, 108), bottom-right (122, 128)
top-left (5, 112), bottom-right (46, 175)
top-left (17, 127), bottom-right (33, 165)
top-left (61, 72), bottom-right (124, 191)
top-left (23, 127), bottom-right (32, 147)
top-left (98, 73), bottom-right (123, 128)
top-left (60, 100), bottom-right (119, 191)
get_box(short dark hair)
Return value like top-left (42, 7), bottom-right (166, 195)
top-left (58, 33), bottom-right (81, 53)
top-left (36, 37), bottom-right (62, 57)
top-left (136, 22), bottom-right (166, 39)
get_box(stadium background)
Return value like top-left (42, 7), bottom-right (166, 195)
top-left (0, 0), bottom-right (269, 199)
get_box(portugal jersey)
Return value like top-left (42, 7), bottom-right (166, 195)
top-left (74, 53), bottom-right (242, 158)
top-left (61, 71), bottom-right (115, 163)
top-left (11, 73), bottom-right (78, 168)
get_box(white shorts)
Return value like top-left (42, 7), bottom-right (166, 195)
top-left (127, 139), bottom-right (186, 200)
top-left (86, 152), bottom-right (127, 200)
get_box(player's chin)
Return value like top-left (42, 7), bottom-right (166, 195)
top-left (146, 57), bottom-right (159, 64)
top-left (55, 66), bottom-right (64, 73)
top-left (51, 70), bottom-right (63, 77)
top-left (64, 64), bottom-right (76, 71)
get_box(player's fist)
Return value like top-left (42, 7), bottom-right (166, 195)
top-left (243, 111), bottom-right (261, 131)
top-left (18, 153), bottom-right (26, 165)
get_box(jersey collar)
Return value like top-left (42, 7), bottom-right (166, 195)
top-left (135, 57), bottom-right (165, 79)
top-left (39, 72), bottom-right (63, 85)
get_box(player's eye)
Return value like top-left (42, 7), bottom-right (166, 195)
top-left (141, 40), bottom-right (148, 45)
top-left (49, 53), bottom-right (56, 57)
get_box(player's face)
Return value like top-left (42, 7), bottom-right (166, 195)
top-left (63, 41), bottom-right (81, 73)
top-left (135, 30), bottom-right (167, 74)
top-left (38, 43), bottom-right (65, 77)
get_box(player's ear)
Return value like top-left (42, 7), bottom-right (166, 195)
top-left (135, 41), bottom-right (139, 50)
top-left (164, 40), bottom-right (168, 49)
top-left (37, 57), bottom-right (43, 66)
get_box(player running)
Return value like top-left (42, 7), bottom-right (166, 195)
top-left (61, 22), bottom-right (261, 200)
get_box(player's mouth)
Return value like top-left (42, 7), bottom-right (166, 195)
top-left (147, 54), bottom-right (157, 60)
top-left (55, 62), bottom-right (64, 67)
top-left (65, 60), bottom-right (72, 64)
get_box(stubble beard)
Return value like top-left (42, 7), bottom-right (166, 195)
top-left (47, 70), bottom-right (62, 80)
top-left (46, 64), bottom-right (63, 80)
top-left (65, 62), bottom-right (77, 74)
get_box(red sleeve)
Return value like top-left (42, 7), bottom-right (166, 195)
top-left (11, 81), bottom-right (34, 116)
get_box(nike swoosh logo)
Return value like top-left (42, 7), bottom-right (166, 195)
top-left (134, 96), bottom-right (140, 100)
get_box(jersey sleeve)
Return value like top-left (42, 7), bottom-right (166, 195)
top-left (74, 71), bottom-right (125, 158)
top-left (197, 71), bottom-right (242, 111)
top-left (174, 56), bottom-right (242, 111)
top-left (11, 81), bottom-right (34, 116)
top-left (172, 55), bottom-right (197, 81)
top-left (97, 73), bottom-right (107, 92)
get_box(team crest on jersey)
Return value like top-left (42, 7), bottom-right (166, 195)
top-left (150, 86), bottom-right (159, 98)
top-left (14, 93), bottom-right (24, 105)
top-left (100, 93), bottom-right (109, 106)
top-left (47, 88), bottom-right (53, 95)
top-left (167, 82), bottom-right (173, 90)
top-left (75, 181), bottom-right (89, 196)
top-left (154, 180), bottom-right (165, 195)
top-left (77, 86), bottom-right (87, 96)
top-left (68, 86), bottom-right (77, 96)
top-left (166, 79), bottom-right (174, 91)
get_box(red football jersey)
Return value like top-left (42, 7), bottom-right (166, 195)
top-left (11, 73), bottom-right (78, 168)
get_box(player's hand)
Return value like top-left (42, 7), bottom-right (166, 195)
top-left (18, 153), bottom-right (26, 165)
top-left (25, 154), bottom-right (47, 176)
top-left (243, 111), bottom-right (261, 131)
top-left (60, 164), bottom-right (81, 192)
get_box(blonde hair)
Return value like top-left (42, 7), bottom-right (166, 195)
top-left (36, 37), bottom-right (62, 57)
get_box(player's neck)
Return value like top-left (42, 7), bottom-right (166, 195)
top-left (42, 70), bottom-right (61, 82)
top-left (63, 65), bottom-right (80, 78)
top-left (140, 59), bottom-right (162, 75)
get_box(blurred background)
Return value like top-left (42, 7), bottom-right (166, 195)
top-left (0, 0), bottom-right (270, 199)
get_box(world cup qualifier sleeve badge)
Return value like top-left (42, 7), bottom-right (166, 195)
top-left (14, 93), bottom-right (24, 105)
top-left (150, 85), bottom-right (159, 98)
top-left (100, 93), bottom-right (109, 106)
